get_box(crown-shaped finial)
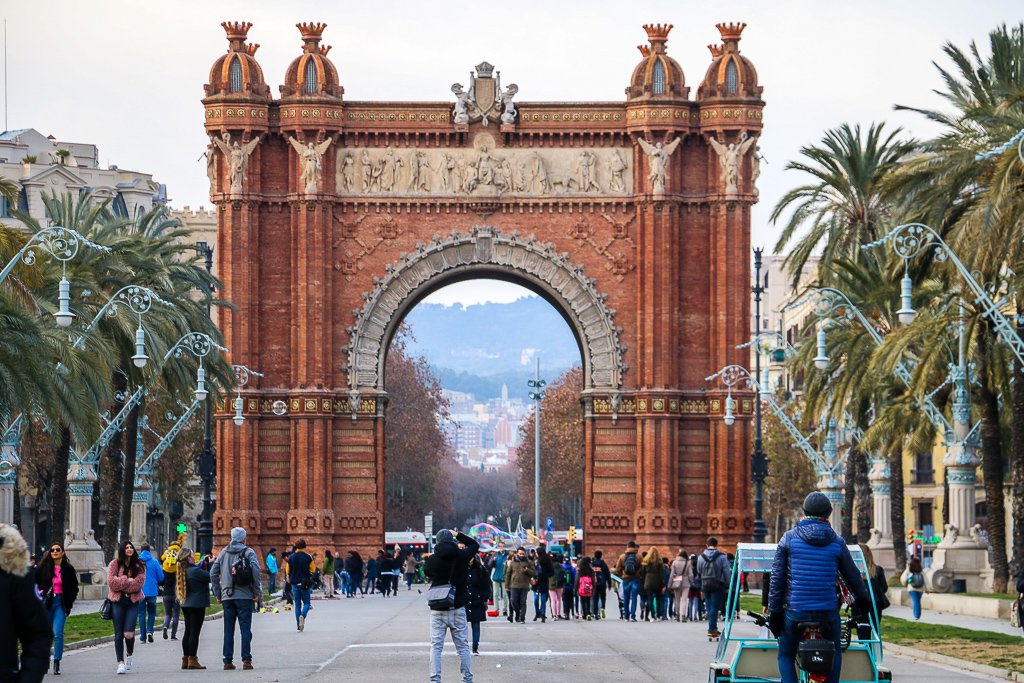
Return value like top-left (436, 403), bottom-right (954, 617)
top-left (716, 22), bottom-right (746, 42)
top-left (643, 23), bottom-right (673, 42)
top-left (221, 21), bottom-right (253, 50)
top-left (246, 43), bottom-right (260, 56)
top-left (319, 45), bottom-right (332, 56)
top-left (708, 44), bottom-right (723, 58)
top-left (637, 44), bottom-right (651, 57)
top-left (297, 22), bottom-right (327, 45)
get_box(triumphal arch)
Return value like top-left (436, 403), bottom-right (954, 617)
top-left (204, 20), bottom-right (764, 555)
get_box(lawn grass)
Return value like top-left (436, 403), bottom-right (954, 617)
top-left (962, 592), bottom-right (1017, 600)
top-left (881, 613), bottom-right (1024, 673)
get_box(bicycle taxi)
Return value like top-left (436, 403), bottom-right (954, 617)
top-left (709, 543), bottom-right (892, 682)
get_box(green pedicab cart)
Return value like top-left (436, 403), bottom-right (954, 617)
top-left (708, 543), bottom-right (892, 683)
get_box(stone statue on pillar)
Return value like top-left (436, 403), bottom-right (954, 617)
top-left (213, 133), bottom-right (260, 193)
top-left (637, 137), bottom-right (681, 195)
top-left (287, 136), bottom-right (333, 194)
top-left (709, 134), bottom-right (757, 195)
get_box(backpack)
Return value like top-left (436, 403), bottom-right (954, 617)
top-left (553, 565), bottom-right (566, 590)
top-left (909, 572), bottom-right (925, 589)
top-left (699, 551), bottom-right (722, 593)
top-left (162, 546), bottom-right (179, 574)
top-left (230, 548), bottom-right (255, 590)
top-left (594, 563), bottom-right (606, 586)
top-left (623, 552), bottom-right (639, 576)
top-left (579, 575), bottom-right (593, 597)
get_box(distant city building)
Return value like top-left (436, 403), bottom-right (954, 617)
top-left (751, 254), bottom-right (819, 396)
top-left (0, 128), bottom-right (165, 227)
top-left (442, 387), bottom-right (529, 471)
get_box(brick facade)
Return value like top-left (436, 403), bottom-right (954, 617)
top-left (204, 21), bottom-right (763, 559)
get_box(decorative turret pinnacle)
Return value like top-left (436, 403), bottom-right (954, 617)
top-left (637, 44), bottom-right (651, 57)
top-left (221, 21), bottom-right (252, 52)
top-left (708, 44), bottom-right (723, 58)
top-left (643, 23), bottom-right (673, 53)
top-left (716, 22), bottom-right (746, 48)
top-left (297, 22), bottom-right (327, 51)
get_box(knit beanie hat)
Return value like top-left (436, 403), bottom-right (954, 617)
top-left (231, 527), bottom-right (247, 543)
top-left (435, 529), bottom-right (455, 545)
top-left (803, 492), bottom-right (833, 518)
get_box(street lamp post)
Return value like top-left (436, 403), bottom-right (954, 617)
top-left (527, 357), bottom-right (546, 534)
top-left (196, 242), bottom-right (216, 556)
top-left (751, 248), bottom-right (768, 544)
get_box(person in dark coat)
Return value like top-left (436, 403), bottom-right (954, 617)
top-left (0, 524), bottom-right (52, 683)
top-left (175, 547), bottom-right (211, 670)
top-left (34, 541), bottom-right (78, 674)
top-left (378, 551), bottom-right (394, 597)
top-left (424, 529), bottom-right (480, 683)
top-left (465, 553), bottom-right (492, 655)
top-left (1017, 566), bottom-right (1024, 635)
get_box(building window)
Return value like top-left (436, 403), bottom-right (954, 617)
top-left (0, 196), bottom-right (9, 218)
top-left (916, 501), bottom-right (934, 531)
top-left (111, 193), bottom-right (128, 218)
top-left (651, 60), bottom-right (665, 95)
top-left (229, 57), bottom-right (243, 93)
top-left (726, 61), bottom-right (738, 94)
top-left (18, 188), bottom-right (28, 213)
top-left (304, 59), bottom-right (318, 94)
top-left (912, 452), bottom-right (934, 485)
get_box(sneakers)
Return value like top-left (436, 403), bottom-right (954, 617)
top-left (126, 655), bottom-right (133, 671)
top-left (163, 627), bottom-right (168, 640)
top-left (117, 663), bottom-right (126, 675)
top-left (630, 618), bottom-right (638, 623)
top-left (472, 649), bottom-right (479, 656)
top-left (601, 608), bottom-right (606, 619)
top-left (148, 633), bottom-right (154, 643)
top-left (299, 616), bottom-right (305, 631)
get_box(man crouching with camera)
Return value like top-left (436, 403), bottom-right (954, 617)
top-left (425, 529), bottom-right (480, 683)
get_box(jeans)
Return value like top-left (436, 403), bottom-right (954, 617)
top-left (535, 590), bottom-right (548, 619)
top-left (111, 598), bottom-right (139, 663)
top-left (622, 578), bottom-right (641, 620)
top-left (430, 607), bottom-right (473, 682)
top-left (293, 585), bottom-right (312, 627)
top-left (509, 588), bottom-right (529, 622)
top-left (163, 595), bottom-right (181, 637)
top-left (777, 608), bottom-right (843, 683)
top-left (705, 588), bottom-right (727, 633)
top-left (138, 596), bottom-right (158, 637)
top-left (48, 596), bottom-right (67, 661)
top-left (909, 590), bottom-right (922, 619)
top-left (181, 607), bottom-right (205, 657)
top-left (470, 621), bottom-right (481, 650)
top-left (267, 573), bottom-right (277, 595)
top-left (221, 599), bottom-right (253, 663)
top-left (350, 572), bottom-right (364, 595)
top-left (593, 584), bottom-right (607, 615)
top-left (563, 590), bottom-right (574, 618)
top-left (491, 581), bottom-right (505, 613)
top-left (406, 572), bottom-right (415, 588)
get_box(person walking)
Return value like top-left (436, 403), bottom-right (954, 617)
top-left (487, 548), bottom-right (507, 616)
top-left (288, 539), bottom-right (315, 631)
top-left (265, 548), bottom-right (278, 595)
top-left (503, 546), bottom-right (535, 624)
top-left (533, 549), bottom-right (551, 622)
top-left (364, 555), bottom-right (378, 595)
top-left (697, 537), bottom-right (731, 637)
top-left (858, 543), bottom-right (890, 629)
top-left (1, 524), bottom-right (52, 683)
top-left (668, 549), bottom-right (691, 622)
top-left (346, 550), bottom-right (365, 597)
top-left (391, 547), bottom-right (403, 594)
top-left (378, 550), bottom-right (394, 597)
top-left (35, 541), bottom-right (77, 675)
top-left (160, 535), bottom-right (183, 641)
top-left (576, 556), bottom-right (596, 620)
top-left (591, 550), bottom-right (610, 619)
top-left (639, 547), bottom-right (663, 621)
top-left (548, 553), bottom-right (565, 620)
top-left (561, 554), bottom-right (576, 619)
top-left (107, 540), bottom-right (146, 674)
top-left (281, 551), bottom-right (294, 606)
top-left (424, 529), bottom-right (479, 682)
top-left (211, 526), bottom-right (262, 670)
top-left (136, 544), bottom-right (164, 645)
top-left (688, 554), bottom-right (704, 620)
top-left (900, 557), bottom-right (925, 620)
top-left (174, 547), bottom-right (210, 670)
top-left (322, 550), bottom-right (336, 598)
top-left (466, 552), bottom-right (492, 656)
top-left (1016, 565), bottom-right (1024, 635)
top-left (612, 541), bottom-right (642, 622)
top-left (404, 552), bottom-right (420, 590)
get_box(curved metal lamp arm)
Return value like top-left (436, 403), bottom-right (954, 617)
top-left (71, 285), bottom-right (172, 350)
top-left (0, 226), bottom-right (110, 285)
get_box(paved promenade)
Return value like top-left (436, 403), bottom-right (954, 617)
top-left (58, 589), bottom-right (1007, 682)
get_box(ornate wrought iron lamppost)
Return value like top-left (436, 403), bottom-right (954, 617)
top-left (527, 357), bottom-right (546, 533)
top-left (196, 242), bottom-right (216, 556)
top-left (751, 248), bottom-right (769, 543)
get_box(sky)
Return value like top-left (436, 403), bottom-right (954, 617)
top-left (3, 0), bottom-right (1022, 305)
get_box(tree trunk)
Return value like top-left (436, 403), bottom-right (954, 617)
top-left (1011, 304), bottom-right (1024, 580)
top-left (119, 402), bottom-right (141, 543)
top-left (842, 444), bottom-right (857, 541)
top-left (101, 371), bottom-right (128, 564)
top-left (889, 441), bottom-right (907, 573)
top-left (977, 325), bottom-right (1009, 594)
top-left (854, 445), bottom-right (872, 543)
top-left (49, 426), bottom-right (72, 546)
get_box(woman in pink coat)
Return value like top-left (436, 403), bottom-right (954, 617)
top-left (668, 549), bottom-right (692, 622)
top-left (107, 540), bottom-right (146, 674)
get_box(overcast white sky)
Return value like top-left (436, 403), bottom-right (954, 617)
top-left (4, 1), bottom-right (1021, 305)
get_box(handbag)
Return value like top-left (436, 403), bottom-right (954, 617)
top-left (100, 598), bottom-right (113, 621)
top-left (426, 555), bottom-right (459, 611)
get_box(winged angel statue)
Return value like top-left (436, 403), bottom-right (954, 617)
top-left (213, 133), bottom-right (261, 193)
top-left (288, 136), bottom-right (333, 194)
top-left (709, 134), bottom-right (757, 195)
top-left (637, 137), bottom-right (681, 194)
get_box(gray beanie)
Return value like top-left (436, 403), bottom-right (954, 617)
top-left (803, 492), bottom-right (833, 518)
top-left (435, 529), bottom-right (455, 545)
top-left (231, 526), bottom-right (247, 542)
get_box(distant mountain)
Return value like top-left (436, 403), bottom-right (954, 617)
top-left (403, 298), bottom-right (579, 398)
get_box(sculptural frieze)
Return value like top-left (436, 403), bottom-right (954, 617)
top-left (451, 62), bottom-right (518, 126)
top-left (333, 142), bottom-right (632, 197)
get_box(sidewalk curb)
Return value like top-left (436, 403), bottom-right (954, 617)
top-left (885, 642), bottom-right (1024, 681)
top-left (64, 599), bottom-right (282, 653)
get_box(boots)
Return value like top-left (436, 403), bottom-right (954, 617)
top-left (182, 657), bottom-right (189, 670)
top-left (187, 657), bottom-right (207, 670)
top-left (53, 661), bottom-right (61, 675)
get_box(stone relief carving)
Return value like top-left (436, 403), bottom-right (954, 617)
top-left (637, 137), bottom-right (680, 194)
top-left (333, 137), bottom-right (632, 197)
top-left (344, 227), bottom-right (626, 393)
top-left (709, 133), bottom-right (757, 195)
top-left (288, 136), bottom-right (333, 194)
top-left (451, 62), bottom-right (517, 126)
top-left (213, 132), bottom-right (260, 193)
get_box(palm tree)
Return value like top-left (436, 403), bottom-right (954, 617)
top-left (771, 123), bottom-right (915, 286)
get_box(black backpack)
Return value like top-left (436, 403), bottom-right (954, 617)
top-left (699, 551), bottom-right (722, 592)
top-left (230, 548), bottom-right (255, 590)
top-left (623, 552), bottom-right (639, 576)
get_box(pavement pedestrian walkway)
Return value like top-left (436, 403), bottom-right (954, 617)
top-left (885, 602), bottom-right (1021, 636)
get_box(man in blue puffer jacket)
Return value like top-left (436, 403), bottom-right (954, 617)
top-left (768, 492), bottom-right (869, 683)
